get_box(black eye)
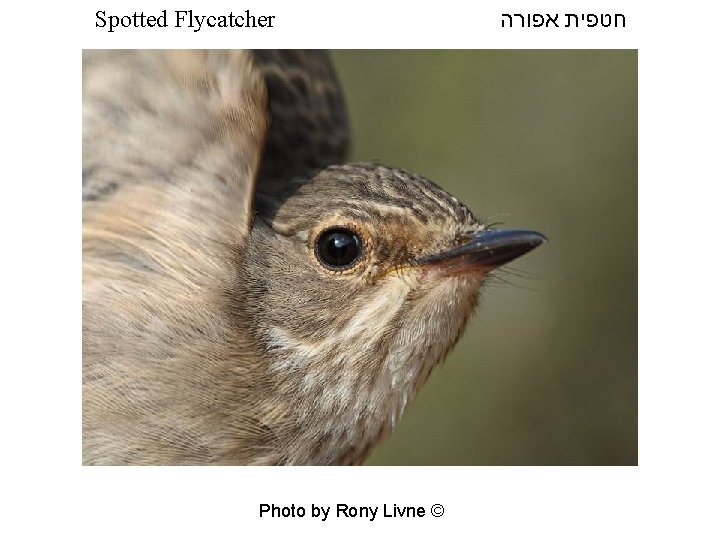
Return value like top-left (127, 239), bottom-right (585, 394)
top-left (315, 228), bottom-right (362, 269)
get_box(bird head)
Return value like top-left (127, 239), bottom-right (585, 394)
top-left (240, 162), bottom-right (545, 461)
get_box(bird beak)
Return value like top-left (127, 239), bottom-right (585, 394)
top-left (417, 229), bottom-right (547, 275)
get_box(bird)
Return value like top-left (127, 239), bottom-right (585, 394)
top-left (82, 50), bottom-right (546, 465)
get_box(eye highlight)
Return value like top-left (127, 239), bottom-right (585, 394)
top-left (315, 228), bottom-right (363, 270)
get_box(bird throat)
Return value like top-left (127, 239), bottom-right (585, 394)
top-left (260, 273), bottom-right (482, 464)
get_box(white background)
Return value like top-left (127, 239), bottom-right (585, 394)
top-left (2, 0), bottom-right (718, 538)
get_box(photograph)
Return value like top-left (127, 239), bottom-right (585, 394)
top-left (82, 49), bottom-right (637, 466)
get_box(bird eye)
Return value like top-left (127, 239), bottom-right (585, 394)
top-left (315, 228), bottom-right (362, 269)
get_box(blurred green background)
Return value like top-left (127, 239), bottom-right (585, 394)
top-left (331, 50), bottom-right (637, 465)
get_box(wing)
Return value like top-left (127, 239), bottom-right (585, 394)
top-left (82, 51), bottom-right (270, 464)
top-left (251, 50), bottom-right (350, 187)
top-left (83, 50), bottom-right (267, 239)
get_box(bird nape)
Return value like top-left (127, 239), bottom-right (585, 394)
top-left (82, 50), bottom-right (545, 465)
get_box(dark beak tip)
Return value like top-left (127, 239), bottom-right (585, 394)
top-left (417, 227), bottom-right (546, 269)
top-left (481, 228), bottom-right (547, 245)
top-left (530, 232), bottom-right (548, 246)
top-left (463, 228), bottom-right (547, 266)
